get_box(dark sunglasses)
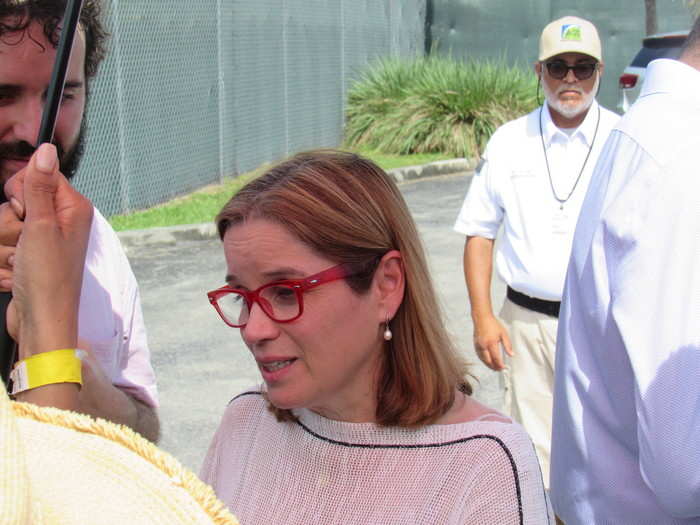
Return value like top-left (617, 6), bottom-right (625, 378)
top-left (544, 60), bottom-right (599, 81)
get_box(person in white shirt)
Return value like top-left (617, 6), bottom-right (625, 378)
top-left (454, 15), bottom-right (619, 486)
top-left (550, 16), bottom-right (700, 524)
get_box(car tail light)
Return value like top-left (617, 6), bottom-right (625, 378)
top-left (619, 73), bottom-right (638, 89)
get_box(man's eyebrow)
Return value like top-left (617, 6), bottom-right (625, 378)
top-left (63, 81), bottom-right (84, 90)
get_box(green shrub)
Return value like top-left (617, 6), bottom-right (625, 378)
top-left (344, 55), bottom-right (538, 158)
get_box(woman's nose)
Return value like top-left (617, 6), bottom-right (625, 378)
top-left (241, 301), bottom-right (279, 344)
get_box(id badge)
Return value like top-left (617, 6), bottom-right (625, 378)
top-left (552, 208), bottom-right (570, 234)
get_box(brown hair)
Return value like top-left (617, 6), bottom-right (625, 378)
top-left (0, 0), bottom-right (108, 81)
top-left (217, 150), bottom-right (471, 427)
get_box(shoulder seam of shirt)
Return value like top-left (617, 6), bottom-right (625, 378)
top-left (613, 127), bottom-right (663, 169)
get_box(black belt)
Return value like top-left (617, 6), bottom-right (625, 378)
top-left (507, 286), bottom-right (560, 318)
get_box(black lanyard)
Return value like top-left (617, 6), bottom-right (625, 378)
top-left (539, 104), bottom-right (600, 210)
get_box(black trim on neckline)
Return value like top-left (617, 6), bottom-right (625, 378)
top-left (229, 390), bottom-right (264, 404)
top-left (228, 391), bottom-right (536, 524)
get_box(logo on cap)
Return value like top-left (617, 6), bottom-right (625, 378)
top-left (560, 24), bottom-right (582, 41)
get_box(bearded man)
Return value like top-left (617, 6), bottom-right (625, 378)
top-left (0, 0), bottom-right (159, 441)
top-left (453, 16), bottom-right (619, 486)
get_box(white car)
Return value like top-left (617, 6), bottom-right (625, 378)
top-left (617, 31), bottom-right (688, 113)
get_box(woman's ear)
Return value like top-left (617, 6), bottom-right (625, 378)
top-left (373, 250), bottom-right (405, 321)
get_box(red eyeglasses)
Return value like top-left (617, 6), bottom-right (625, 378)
top-left (207, 263), bottom-right (354, 328)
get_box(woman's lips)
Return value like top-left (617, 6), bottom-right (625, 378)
top-left (257, 357), bottom-right (298, 383)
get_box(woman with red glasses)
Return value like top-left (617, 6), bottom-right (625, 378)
top-left (201, 150), bottom-right (552, 523)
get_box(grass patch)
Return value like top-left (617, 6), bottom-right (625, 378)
top-left (109, 149), bottom-right (449, 231)
top-left (344, 55), bottom-right (538, 158)
top-left (109, 170), bottom-right (263, 232)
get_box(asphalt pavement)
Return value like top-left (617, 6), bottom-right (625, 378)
top-left (125, 170), bottom-right (507, 472)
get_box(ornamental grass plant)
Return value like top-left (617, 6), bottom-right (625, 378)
top-left (344, 55), bottom-right (539, 159)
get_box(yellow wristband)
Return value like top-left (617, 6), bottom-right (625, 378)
top-left (10, 349), bottom-right (84, 395)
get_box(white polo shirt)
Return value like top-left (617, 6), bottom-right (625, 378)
top-left (454, 101), bottom-right (619, 301)
top-left (551, 59), bottom-right (700, 524)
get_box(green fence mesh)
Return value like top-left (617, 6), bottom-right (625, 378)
top-left (74, 0), bottom-right (425, 216)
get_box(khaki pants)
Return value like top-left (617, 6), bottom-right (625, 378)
top-left (499, 298), bottom-right (557, 489)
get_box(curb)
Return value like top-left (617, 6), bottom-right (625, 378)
top-left (118, 222), bottom-right (218, 251)
top-left (117, 158), bottom-right (475, 251)
top-left (385, 157), bottom-right (475, 183)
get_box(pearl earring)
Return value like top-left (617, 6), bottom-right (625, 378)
top-left (383, 318), bottom-right (393, 341)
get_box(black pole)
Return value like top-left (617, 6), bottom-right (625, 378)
top-left (2, 0), bottom-right (85, 389)
top-left (0, 293), bottom-right (15, 386)
top-left (424, 0), bottom-right (434, 55)
top-left (37, 0), bottom-right (86, 145)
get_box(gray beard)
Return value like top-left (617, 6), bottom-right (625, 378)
top-left (542, 75), bottom-right (599, 120)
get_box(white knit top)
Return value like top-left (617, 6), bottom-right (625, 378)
top-left (201, 391), bottom-right (553, 524)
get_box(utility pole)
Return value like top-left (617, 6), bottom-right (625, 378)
top-left (645, 0), bottom-right (658, 35)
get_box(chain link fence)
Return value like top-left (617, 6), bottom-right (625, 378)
top-left (74, 0), bottom-right (425, 217)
